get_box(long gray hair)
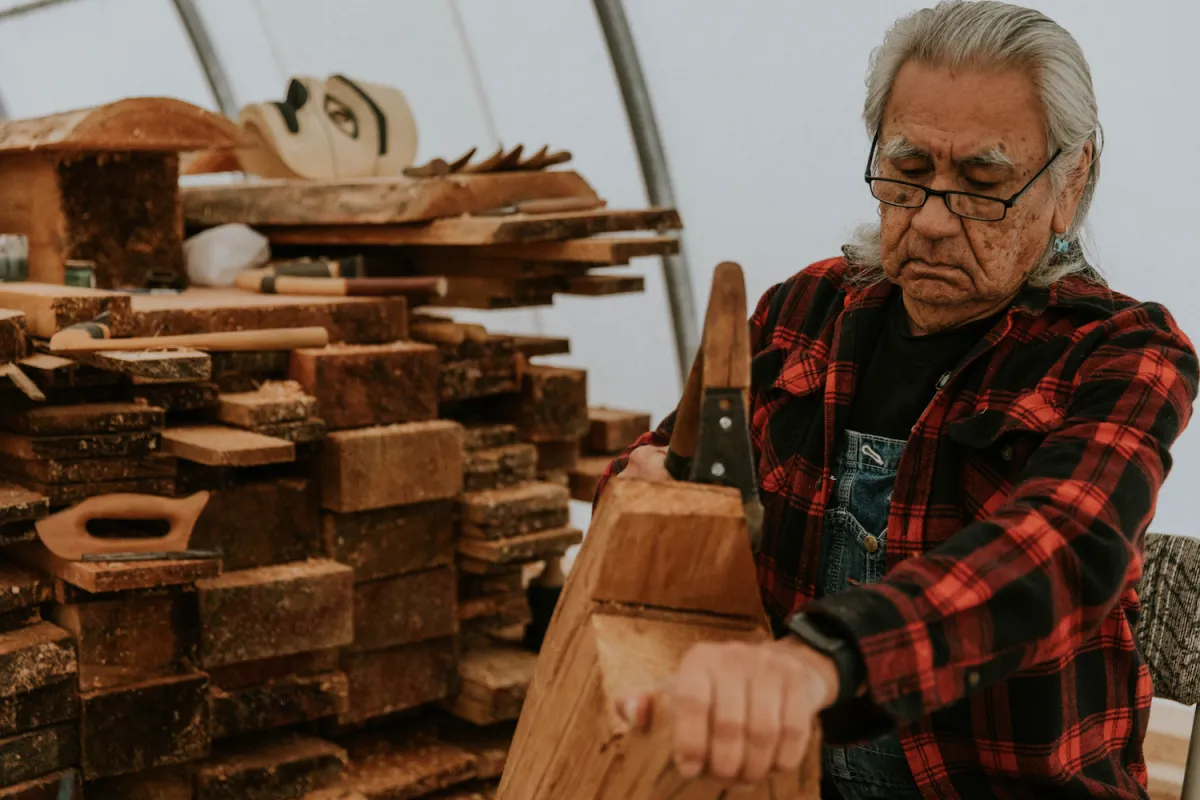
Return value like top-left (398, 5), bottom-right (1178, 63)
top-left (843, 1), bottom-right (1104, 288)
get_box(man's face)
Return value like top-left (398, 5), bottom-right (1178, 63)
top-left (877, 61), bottom-right (1062, 308)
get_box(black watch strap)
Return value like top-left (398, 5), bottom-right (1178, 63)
top-left (786, 612), bottom-right (865, 708)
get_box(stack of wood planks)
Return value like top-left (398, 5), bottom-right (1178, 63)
top-left (569, 407), bottom-right (653, 503)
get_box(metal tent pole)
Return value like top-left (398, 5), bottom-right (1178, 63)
top-left (593, 0), bottom-right (698, 383)
top-left (171, 0), bottom-right (239, 118)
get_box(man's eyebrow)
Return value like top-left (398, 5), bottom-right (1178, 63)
top-left (880, 135), bottom-right (927, 160)
top-left (880, 135), bottom-right (1015, 169)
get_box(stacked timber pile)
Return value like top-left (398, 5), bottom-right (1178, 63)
top-left (569, 407), bottom-right (654, 503)
top-left (0, 99), bottom-right (662, 799)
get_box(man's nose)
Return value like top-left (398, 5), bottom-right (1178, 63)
top-left (910, 192), bottom-right (963, 239)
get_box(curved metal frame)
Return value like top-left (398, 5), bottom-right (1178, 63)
top-left (170, 0), bottom-right (238, 117)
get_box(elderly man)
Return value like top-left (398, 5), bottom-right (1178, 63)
top-left (599, 2), bottom-right (1198, 798)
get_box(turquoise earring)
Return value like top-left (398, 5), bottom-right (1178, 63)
top-left (1052, 236), bottom-right (1070, 255)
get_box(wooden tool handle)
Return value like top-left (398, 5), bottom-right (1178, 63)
top-left (35, 491), bottom-right (211, 561)
top-left (49, 326), bottom-right (330, 353)
top-left (665, 349), bottom-right (703, 477)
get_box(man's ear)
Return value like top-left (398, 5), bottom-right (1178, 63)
top-left (1051, 140), bottom-right (1093, 234)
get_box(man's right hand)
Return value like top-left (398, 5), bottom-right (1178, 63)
top-left (616, 445), bottom-right (672, 483)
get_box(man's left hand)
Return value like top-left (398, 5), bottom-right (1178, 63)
top-left (617, 637), bottom-right (839, 784)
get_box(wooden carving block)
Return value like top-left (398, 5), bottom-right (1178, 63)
top-left (462, 424), bottom-right (517, 452)
top-left (459, 482), bottom-right (570, 540)
top-left (196, 560), bottom-right (354, 668)
top-left (513, 365), bottom-right (588, 442)
top-left (10, 544), bottom-right (219, 594)
top-left (309, 728), bottom-right (477, 799)
top-left (585, 407), bottom-right (651, 454)
top-left (0, 678), bottom-right (78, 738)
top-left (445, 645), bottom-right (536, 726)
top-left (0, 284), bottom-right (132, 339)
top-left (80, 672), bottom-right (210, 779)
top-left (464, 444), bottom-right (537, 493)
top-left (52, 590), bottom-right (198, 691)
top-left (0, 723), bottom-right (79, 787)
top-left (130, 382), bottom-right (219, 413)
top-left (191, 479), bottom-right (321, 571)
top-left (569, 456), bottom-right (610, 504)
top-left (0, 430), bottom-right (159, 460)
top-left (290, 341), bottom-right (439, 430)
top-left (0, 310), bottom-right (25, 364)
top-left (339, 637), bottom-right (457, 725)
top-left (0, 622), bottom-right (77, 699)
top-left (351, 566), bottom-right (457, 652)
top-left (323, 500), bottom-right (455, 583)
top-left (321, 421), bottom-right (463, 513)
top-left (0, 402), bottom-right (163, 436)
top-left (0, 769), bottom-right (80, 799)
top-left (209, 671), bottom-right (349, 739)
top-left (126, 289), bottom-right (408, 344)
top-left (496, 480), bottom-right (821, 799)
top-left (162, 425), bottom-right (294, 467)
top-left (194, 734), bottom-right (347, 800)
top-left (84, 765), bottom-right (191, 800)
top-left (0, 565), bottom-right (51, 617)
top-left (216, 380), bottom-right (316, 428)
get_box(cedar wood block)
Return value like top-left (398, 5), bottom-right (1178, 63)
top-left (462, 424), bottom-right (517, 452)
top-left (11, 476), bottom-right (175, 508)
top-left (446, 646), bottom-right (536, 725)
top-left (52, 590), bottom-right (198, 692)
top-left (0, 564), bottom-right (51, 615)
top-left (586, 407), bottom-right (651, 454)
top-left (514, 365), bottom-right (588, 441)
top-left (0, 484), bottom-right (46, 526)
top-left (196, 560), bottom-right (353, 668)
top-left (322, 500), bottom-right (456, 583)
top-left (0, 402), bottom-right (163, 436)
top-left (85, 765), bottom-right (191, 800)
top-left (290, 341), bottom-right (439, 430)
top-left (130, 382), bottom-right (220, 413)
top-left (124, 290), bottom-right (408, 344)
top-left (463, 444), bottom-right (537, 493)
top-left (209, 670), bottom-right (349, 739)
top-left (4, 455), bottom-right (175, 485)
top-left (80, 672), bottom-right (210, 779)
top-left (338, 637), bottom-right (457, 725)
top-left (216, 382), bottom-right (316, 428)
top-left (569, 455), bottom-right (610, 504)
top-left (459, 482), bottom-right (570, 540)
top-left (0, 622), bottom-right (77, 699)
top-left (456, 526), bottom-right (583, 565)
top-left (0, 678), bottom-right (78, 738)
top-left (191, 479), bottom-right (322, 571)
top-left (321, 421), bottom-right (464, 513)
top-left (0, 310), bottom-right (26, 364)
top-left (0, 723), bottom-right (79, 787)
top-left (194, 734), bottom-right (347, 800)
top-left (308, 731), bottom-right (478, 799)
top-left (533, 438), bottom-right (578, 472)
top-left (0, 430), bottom-right (160, 460)
top-left (351, 566), bottom-right (457, 652)
top-left (0, 284), bottom-right (132, 339)
top-left (0, 769), bottom-right (81, 799)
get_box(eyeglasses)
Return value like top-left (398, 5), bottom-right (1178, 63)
top-left (864, 128), bottom-right (1061, 222)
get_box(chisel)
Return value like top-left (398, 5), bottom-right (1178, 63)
top-left (234, 271), bottom-right (447, 302)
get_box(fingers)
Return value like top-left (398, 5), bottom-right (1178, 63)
top-left (671, 646), bottom-right (716, 778)
top-left (740, 652), bottom-right (785, 782)
top-left (618, 445), bottom-right (671, 482)
top-left (707, 650), bottom-right (749, 782)
top-left (615, 692), bottom-right (653, 730)
top-left (773, 669), bottom-right (813, 772)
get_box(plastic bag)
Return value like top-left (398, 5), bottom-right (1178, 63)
top-left (184, 224), bottom-right (270, 287)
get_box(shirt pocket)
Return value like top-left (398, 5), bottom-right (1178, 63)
top-left (946, 391), bottom-right (1066, 520)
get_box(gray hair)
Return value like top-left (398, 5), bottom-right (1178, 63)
top-left (843, 0), bottom-right (1104, 288)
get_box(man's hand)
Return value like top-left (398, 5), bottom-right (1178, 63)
top-left (618, 637), bottom-right (838, 784)
top-left (615, 444), bottom-right (672, 482)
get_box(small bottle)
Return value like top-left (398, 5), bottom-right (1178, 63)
top-left (0, 235), bottom-right (28, 282)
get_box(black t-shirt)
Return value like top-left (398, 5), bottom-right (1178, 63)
top-left (848, 294), bottom-right (1002, 439)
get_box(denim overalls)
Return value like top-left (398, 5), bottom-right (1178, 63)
top-left (818, 430), bottom-right (924, 799)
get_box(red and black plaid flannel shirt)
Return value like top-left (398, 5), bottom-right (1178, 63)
top-left (596, 257), bottom-right (1198, 799)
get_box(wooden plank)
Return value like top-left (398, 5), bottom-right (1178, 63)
top-left (84, 765), bottom-right (190, 800)
top-left (457, 527), bottom-right (582, 565)
top-left (5, 476), bottom-right (175, 508)
top-left (401, 235), bottom-right (680, 264)
top-left (162, 425), bottom-right (294, 467)
top-left (322, 500), bottom-right (456, 584)
top-left (321, 421), bottom-right (463, 513)
top-left (0, 723), bottom-right (79, 787)
top-left (82, 349), bottom-right (212, 384)
top-left (2, 455), bottom-right (175, 485)
top-left (183, 170), bottom-right (597, 226)
top-left (210, 350), bottom-right (292, 378)
top-left (0, 622), bottom-right (76, 699)
top-left (196, 560), bottom-right (354, 668)
top-left (462, 424), bottom-right (517, 452)
top-left (0, 429), bottom-right (160, 460)
top-left (0, 769), bottom-right (80, 799)
top-left (209, 671), bottom-right (348, 740)
top-left (194, 734), bottom-right (347, 799)
top-left (0, 310), bottom-right (26, 364)
top-left (0, 678), bottom-right (77, 739)
top-left (125, 289), bottom-right (408, 344)
top-left (9, 543), bottom-right (219, 594)
top-left (445, 646), bottom-right (536, 726)
top-left (463, 444), bottom-right (537, 493)
top-left (260, 208), bottom-right (682, 247)
top-left (338, 637), bottom-right (457, 725)
top-left (0, 402), bottom-right (163, 436)
top-left (191, 479), bottom-right (321, 571)
top-left (562, 274), bottom-right (645, 296)
top-left (459, 482), bottom-right (571, 540)
top-left (432, 277), bottom-right (560, 310)
top-left (586, 406), bottom-right (652, 454)
top-left (514, 365), bottom-right (588, 442)
top-left (0, 564), bottom-right (51, 617)
top-left (351, 566), bottom-right (457, 652)
top-left (0, 484), bottom-right (47, 526)
top-left (289, 341), bottom-right (439, 430)
top-left (569, 456), bottom-right (610, 504)
top-left (509, 334), bottom-right (570, 358)
top-left (0, 97), bottom-right (241, 154)
top-left (131, 381), bottom-right (219, 413)
top-left (253, 418), bottom-right (328, 444)
top-left (534, 439), bottom-right (579, 473)
top-left (52, 590), bottom-right (197, 692)
top-left (458, 593), bottom-right (530, 626)
top-left (206, 650), bottom-right (341, 691)
top-left (0, 283), bottom-right (132, 339)
top-left (216, 381), bottom-right (316, 428)
top-left (80, 672), bottom-right (210, 779)
top-left (310, 727), bottom-right (476, 799)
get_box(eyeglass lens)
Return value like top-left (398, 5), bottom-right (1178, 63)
top-left (870, 180), bottom-right (1006, 221)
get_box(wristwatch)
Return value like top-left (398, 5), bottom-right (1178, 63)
top-left (786, 612), bottom-right (865, 707)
